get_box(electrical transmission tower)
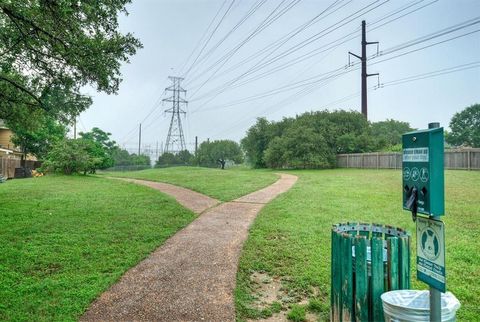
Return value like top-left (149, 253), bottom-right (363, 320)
top-left (163, 76), bottom-right (187, 153)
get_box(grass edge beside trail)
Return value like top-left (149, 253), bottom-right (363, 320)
top-left (101, 166), bottom-right (279, 201)
top-left (235, 169), bottom-right (480, 321)
top-left (0, 175), bottom-right (197, 321)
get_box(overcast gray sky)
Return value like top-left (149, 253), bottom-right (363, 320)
top-left (79, 0), bottom-right (480, 155)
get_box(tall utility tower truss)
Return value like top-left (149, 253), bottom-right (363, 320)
top-left (163, 76), bottom-right (187, 153)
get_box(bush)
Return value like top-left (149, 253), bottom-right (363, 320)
top-left (42, 139), bottom-right (102, 175)
top-left (242, 110), bottom-right (414, 169)
top-left (155, 150), bottom-right (193, 167)
top-left (196, 140), bottom-right (243, 169)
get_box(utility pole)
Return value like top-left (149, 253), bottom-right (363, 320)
top-left (349, 20), bottom-right (379, 120)
top-left (138, 123), bottom-right (142, 155)
top-left (195, 136), bottom-right (198, 156)
top-left (163, 76), bottom-right (187, 153)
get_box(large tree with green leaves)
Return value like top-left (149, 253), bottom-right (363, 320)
top-left (241, 118), bottom-right (272, 168)
top-left (42, 138), bottom-right (102, 175)
top-left (446, 103), bottom-right (480, 148)
top-left (8, 112), bottom-right (66, 160)
top-left (155, 150), bottom-right (192, 167)
top-left (264, 125), bottom-right (334, 169)
top-left (370, 119), bottom-right (414, 148)
top-left (79, 127), bottom-right (117, 170)
top-left (242, 110), bottom-right (374, 168)
top-left (0, 0), bottom-right (142, 125)
top-left (197, 140), bottom-right (243, 169)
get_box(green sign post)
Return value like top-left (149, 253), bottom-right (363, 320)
top-left (402, 122), bottom-right (445, 321)
top-left (416, 216), bottom-right (446, 292)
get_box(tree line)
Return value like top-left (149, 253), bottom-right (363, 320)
top-left (241, 110), bottom-right (413, 169)
top-left (156, 140), bottom-right (243, 169)
top-left (8, 103), bottom-right (479, 174)
top-left (240, 104), bottom-right (479, 169)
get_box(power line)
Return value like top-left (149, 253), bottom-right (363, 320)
top-left (178, 0), bottom-right (229, 76)
top-left (370, 28), bottom-right (480, 67)
top-left (189, 0), bottom-right (437, 104)
top-left (378, 61), bottom-right (480, 88)
top-left (184, 0), bottom-right (268, 80)
top-left (209, 61), bottom-right (480, 140)
top-left (193, 67), bottom-right (357, 113)
top-left (188, 0), bottom-right (303, 98)
top-left (120, 3), bottom-right (239, 147)
top-left (193, 19), bottom-right (480, 115)
top-left (188, 0), bottom-right (390, 108)
top-left (375, 16), bottom-right (480, 57)
top-left (190, 0), bottom-right (432, 97)
top-left (208, 81), bottom-right (324, 139)
top-left (182, 0), bottom-right (237, 78)
top-left (186, 0), bottom-right (349, 88)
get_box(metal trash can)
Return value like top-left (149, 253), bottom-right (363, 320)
top-left (331, 223), bottom-right (411, 322)
top-left (381, 290), bottom-right (460, 322)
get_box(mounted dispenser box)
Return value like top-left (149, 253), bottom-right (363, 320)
top-left (402, 127), bottom-right (445, 217)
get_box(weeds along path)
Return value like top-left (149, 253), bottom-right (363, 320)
top-left (81, 174), bottom-right (298, 322)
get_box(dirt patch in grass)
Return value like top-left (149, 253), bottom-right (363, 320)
top-left (246, 272), bottom-right (321, 322)
top-left (250, 272), bottom-right (285, 308)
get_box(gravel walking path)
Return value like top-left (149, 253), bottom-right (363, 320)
top-left (81, 174), bottom-right (297, 322)
top-left (120, 178), bottom-right (220, 214)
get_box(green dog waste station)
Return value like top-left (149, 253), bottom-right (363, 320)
top-left (330, 223), bottom-right (410, 322)
top-left (330, 124), bottom-right (462, 322)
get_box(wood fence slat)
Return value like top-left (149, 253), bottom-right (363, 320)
top-left (387, 237), bottom-right (399, 290)
top-left (337, 148), bottom-right (480, 170)
top-left (355, 236), bottom-right (368, 322)
top-left (0, 157), bottom-right (21, 179)
top-left (371, 237), bottom-right (384, 322)
top-left (341, 233), bottom-right (354, 322)
top-left (399, 236), bottom-right (410, 289)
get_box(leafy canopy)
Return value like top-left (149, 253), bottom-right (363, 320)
top-left (370, 119), bottom-right (413, 147)
top-left (42, 139), bottom-right (102, 175)
top-left (79, 127), bottom-right (118, 170)
top-left (8, 112), bottom-right (67, 159)
top-left (156, 150), bottom-right (193, 167)
top-left (197, 140), bottom-right (243, 169)
top-left (242, 110), bottom-right (414, 169)
top-left (447, 103), bottom-right (480, 147)
top-left (0, 0), bottom-right (142, 125)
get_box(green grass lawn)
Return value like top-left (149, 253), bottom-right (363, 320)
top-left (101, 166), bottom-right (279, 201)
top-left (235, 169), bottom-right (480, 321)
top-left (0, 175), bottom-right (196, 321)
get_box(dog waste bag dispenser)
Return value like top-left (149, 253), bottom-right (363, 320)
top-left (402, 127), bottom-right (444, 219)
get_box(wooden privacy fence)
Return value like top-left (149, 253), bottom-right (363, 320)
top-left (337, 148), bottom-right (480, 170)
top-left (331, 223), bottom-right (410, 322)
top-left (0, 157), bottom-right (21, 179)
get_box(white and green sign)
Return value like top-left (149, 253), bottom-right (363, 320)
top-left (416, 216), bottom-right (446, 292)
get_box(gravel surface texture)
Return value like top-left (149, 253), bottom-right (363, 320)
top-left (81, 174), bottom-right (297, 322)
top-left (118, 178), bottom-right (220, 214)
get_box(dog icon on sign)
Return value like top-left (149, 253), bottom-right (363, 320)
top-left (421, 228), bottom-right (439, 260)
